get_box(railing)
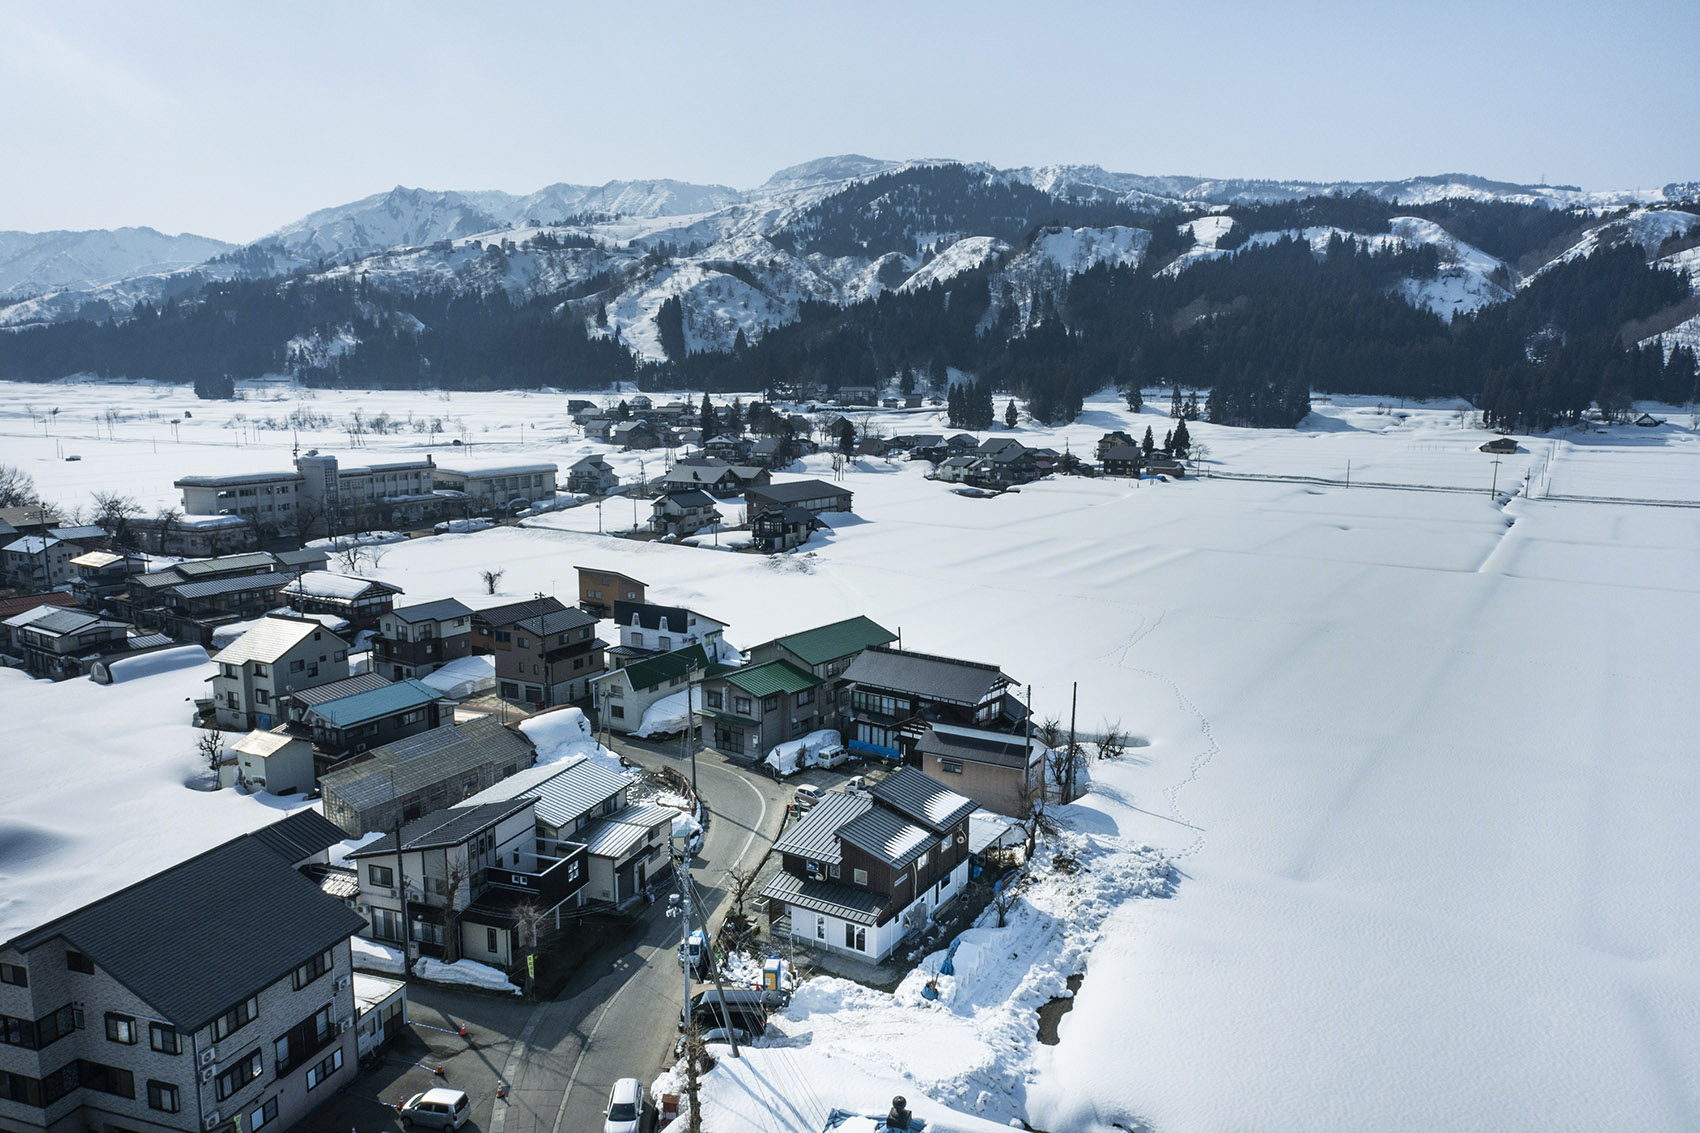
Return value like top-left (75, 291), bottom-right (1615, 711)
top-left (483, 842), bottom-right (588, 907)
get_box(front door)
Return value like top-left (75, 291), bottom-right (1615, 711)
top-left (637, 862), bottom-right (647, 893)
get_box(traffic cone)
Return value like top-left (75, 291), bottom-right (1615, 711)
top-left (458, 1024), bottom-right (468, 1039)
top-left (433, 1064), bottom-right (445, 1077)
top-left (496, 1082), bottom-right (507, 1100)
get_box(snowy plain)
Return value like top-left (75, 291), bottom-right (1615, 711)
top-left (4, 378), bottom-right (1700, 1130)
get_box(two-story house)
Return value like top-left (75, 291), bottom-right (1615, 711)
top-left (7, 608), bottom-right (132, 680)
top-left (695, 660), bottom-right (824, 761)
top-left (1, 536), bottom-right (77, 591)
top-left (606, 600), bottom-right (729, 668)
top-left (318, 718), bottom-right (536, 837)
top-left (210, 616), bottom-right (352, 731)
top-left (499, 608), bottom-right (604, 708)
top-left (840, 645), bottom-right (1026, 761)
top-left (116, 552), bottom-right (327, 647)
top-left (910, 722), bottom-right (1044, 818)
top-left (372, 599), bottom-right (474, 681)
top-left (1100, 444), bottom-right (1146, 478)
top-left (471, 596), bottom-right (566, 658)
top-left (565, 456), bottom-right (619, 496)
top-left (67, 550), bottom-right (146, 605)
top-left (743, 480), bottom-right (854, 519)
top-left (661, 459), bottom-right (741, 497)
top-left (590, 644), bottom-right (719, 735)
top-left (745, 615), bottom-right (897, 727)
top-left (649, 491), bottom-right (720, 539)
top-left (759, 768), bottom-right (975, 962)
top-left (345, 800), bottom-right (586, 970)
top-left (0, 594), bottom-right (82, 654)
top-left (0, 811), bottom-right (367, 1133)
top-left (279, 675), bottom-right (444, 765)
top-left (574, 569), bottom-right (644, 618)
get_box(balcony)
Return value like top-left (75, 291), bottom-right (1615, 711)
top-left (482, 843), bottom-right (588, 909)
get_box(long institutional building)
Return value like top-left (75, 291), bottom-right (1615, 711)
top-left (174, 455), bottom-right (557, 537)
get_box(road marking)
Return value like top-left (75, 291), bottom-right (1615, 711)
top-left (488, 998), bottom-right (551, 1133)
top-left (550, 953), bottom-right (648, 1133)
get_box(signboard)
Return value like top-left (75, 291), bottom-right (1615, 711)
top-left (526, 953), bottom-right (535, 979)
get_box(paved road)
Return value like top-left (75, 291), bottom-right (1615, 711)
top-left (497, 736), bottom-right (794, 1133)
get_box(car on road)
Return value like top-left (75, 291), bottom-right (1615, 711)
top-left (398, 1088), bottom-right (471, 1129)
top-left (603, 1077), bottom-right (645, 1133)
top-left (794, 784), bottom-right (824, 810)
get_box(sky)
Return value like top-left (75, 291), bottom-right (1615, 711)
top-left (2, 0), bottom-right (1696, 243)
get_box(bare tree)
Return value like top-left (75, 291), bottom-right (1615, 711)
top-left (439, 862), bottom-right (468, 963)
top-left (152, 505), bottom-right (183, 554)
top-left (0, 463), bottom-right (39, 507)
top-left (724, 865), bottom-right (760, 922)
top-left (1015, 773), bottom-right (1055, 861)
top-left (91, 491), bottom-right (143, 547)
top-left (196, 730), bottom-right (227, 785)
top-left (680, 1022), bottom-right (708, 1133)
top-left (480, 568), bottom-right (505, 595)
top-left (992, 877), bottom-right (1020, 927)
top-left (289, 499), bottom-right (326, 543)
top-left (1097, 721), bottom-right (1126, 762)
top-left (1047, 741), bottom-right (1086, 803)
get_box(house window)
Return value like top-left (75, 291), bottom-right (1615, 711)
top-left (253, 664), bottom-right (267, 677)
top-left (816, 917), bottom-right (826, 940)
top-left (305, 1047), bottom-right (343, 1090)
top-left (763, 695), bottom-right (779, 712)
top-left (1, 1013), bottom-right (34, 1049)
top-left (105, 1013), bottom-right (138, 1045)
top-left (211, 996), bottom-right (259, 1042)
top-left (147, 1080), bottom-right (180, 1113)
top-left (611, 706), bottom-right (625, 719)
top-left (706, 690), bottom-right (722, 709)
top-left (940, 758), bottom-right (963, 774)
top-left (487, 928), bottom-right (499, 952)
top-left (658, 636), bottom-right (671, 651)
top-left (587, 588), bottom-right (602, 599)
top-left (517, 636), bottom-right (528, 648)
top-left (149, 1022), bottom-right (180, 1054)
top-left (734, 696), bottom-right (752, 715)
top-left (249, 1095), bottom-right (279, 1131)
top-left (828, 863), bottom-right (840, 879)
top-left (292, 948), bottom-right (334, 990)
top-left (853, 868), bottom-right (868, 886)
top-left (254, 689), bottom-right (268, 705)
top-left (916, 851), bottom-right (929, 873)
top-left (214, 1048), bottom-right (263, 1100)
top-left (65, 950), bottom-right (93, 974)
top-left (797, 688), bottom-right (813, 706)
top-left (0, 963), bottom-right (25, 987)
top-left (289, 659), bottom-right (305, 673)
top-left (369, 864), bottom-right (394, 888)
top-left (79, 1061), bottom-right (135, 1099)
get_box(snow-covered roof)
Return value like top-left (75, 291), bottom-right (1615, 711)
top-left (437, 461), bottom-right (558, 477)
top-left (212, 615), bottom-right (339, 665)
top-left (3, 535), bottom-right (60, 554)
top-left (233, 729), bottom-right (307, 758)
top-left (284, 570), bottom-right (400, 600)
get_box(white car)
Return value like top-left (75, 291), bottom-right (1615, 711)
top-left (793, 784), bottom-right (824, 811)
top-left (603, 1077), bottom-right (644, 1133)
top-left (399, 1088), bottom-right (470, 1130)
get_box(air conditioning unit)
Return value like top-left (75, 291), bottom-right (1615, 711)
top-left (357, 903), bottom-right (370, 914)
top-left (337, 1016), bottom-right (353, 1034)
top-left (199, 1047), bottom-right (218, 1067)
top-left (334, 975), bottom-right (351, 992)
top-left (205, 1111), bottom-right (221, 1130)
top-left (806, 864), bottom-right (825, 881)
top-left (200, 1067), bottom-right (215, 1084)
top-left (955, 833), bottom-right (966, 845)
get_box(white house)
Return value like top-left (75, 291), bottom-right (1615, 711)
top-left (210, 615), bottom-right (352, 730)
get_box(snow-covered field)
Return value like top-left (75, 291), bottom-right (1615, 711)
top-left (5, 378), bottom-right (1700, 1130)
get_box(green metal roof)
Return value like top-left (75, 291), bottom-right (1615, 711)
top-left (309, 678), bottom-right (439, 728)
top-left (726, 660), bottom-right (821, 697)
top-left (770, 615), bottom-right (897, 665)
top-left (619, 644), bottom-right (710, 691)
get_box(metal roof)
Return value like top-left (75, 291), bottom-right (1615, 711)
top-left (767, 616), bottom-right (896, 665)
top-left (774, 792), bottom-right (872, 865)
top-left (275, 548), bottom-right (331, 569)
top-left (471, 596), bottom-right (566, 629)
top-left (284, 571), bottom-right (402, 600)
top-left (8, 824), bottom-right (366, 1031)
top-left (169, 573), bottom-right (291, 599)
top-left (915, 723), bottom-right (1037, 770)
top-left (615, 644), bottom-right (712, 692)
top-left (726, 660), bottom-right (821, 698)
top-left (212, 615), bottom-right (341, 665)
top-left (69, 550), bottom-right (125, 568)
top-left (349, 800), bottom-right (534, 856)
top-left (390, 598), bottom-right (474, 624)
top-left (746, 480), bottom-right (853, 506)
top-left (16, 608), bottom-right (105, 635)
top-left (759, 870), bottom-right (884, 926)
top-left (612, 600), bottom-right (725, 635)
top-left (307, 679), bottom-right (439, 728)
top-left (174, 552), bottom-right (280, 578)
top-left (454, 755), bottom-right (629, 831)
top-left (869, 768), bottom-right (976, 833)
top-left (320, 718), bottom-right (535, 813)
top-left (286, 671), bottom-right (393, 707)
top-left (249, 809), bottom-right (349, 864)
top-left (842, 646), bottom-right (1011, 707)
top-left (837, 806), bottom-right (935, 870)
top-left (515, 607), bottom-right (599, 637)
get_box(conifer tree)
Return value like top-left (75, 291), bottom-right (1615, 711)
top-left (1170, 385), bottom-right (1183, 418)
top-left (1005, 399), bottom-right (1019, 428)
top-left (1142, 426), bottom-right (1155, 456)
top-left (699, 393), bottom-right (716, 441)
top-left (1172, 417), bottom-right (1192, 456)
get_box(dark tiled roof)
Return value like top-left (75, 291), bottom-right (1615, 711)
top-left (612, 600), bottom-right (724, 634)
top-left (767, 615), bottom-right (895, 665)
top-left (659, 489), bottom-right (717, 509)
top-left (320, 718), bottom-right (535, 812)
top-left (774, 792), bottom-right (872, 865)
top-left (168, 574), bottom-right (291, 600)
top-left (10, 825), bottom-right (367, 1031)
top-left (838, 806), bottom-right (934, 870)
top-left (471, 596), bottom-right (566, 629)
top-left (275, 548), bottom-right (331, 569)
top-left (915, 724), bottom-right (1036, 771)
top-left (746, 480), bottom-right (853, 506)
top-left (869, 768), bottom-right (976, 834)
top-left (174, 552), bottom-right (280, 578)
top-left (516, 608), bottom-right (599, 637)
top-left (286, 671), bottom-right (393, 707)
top-left (249, 809), bottom-right (350, 864)
top-left (1102, 445), bottom-right (1144, 462)
top-left (391, 598), bottom-right (474, 624)
top-left (842, 646), bottom-right (1011, 707)
top-left (348, 800), bottom-right (534, 856)
top-left (759, 870), bottom-right (884, 926)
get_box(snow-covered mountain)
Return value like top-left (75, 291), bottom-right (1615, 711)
top-left (0, 227), bottom-right (233, 300)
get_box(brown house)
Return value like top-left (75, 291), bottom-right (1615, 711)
top-left (576, 566), bottom-right (647, 617)
top-left (912, 723), bottom-right (1043, 818)
top-left (759, 768), bottom-right (976, 962)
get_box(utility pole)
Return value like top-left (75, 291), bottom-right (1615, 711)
top-left (684, 662), bottom-right (700, 798)
top-left (1066, 681), bottom-right (1078, 804)
top-left (1490, 458), bottom-right (1502, 498)
top-left (1345, 459), bottom-right (1351, 488)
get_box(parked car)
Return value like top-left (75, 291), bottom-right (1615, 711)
top-left (603, 1077), bottom-right (645, 1133)
top-left (843, 774), bottom-right (869, 794)
top-left (793, 784), bottom-right (824, 810)
top-left (399, 1088), bottom-right (471, 1130)
top-left (814, 742), bottom-right (850, 769)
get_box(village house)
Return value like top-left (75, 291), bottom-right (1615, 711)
top-left (498, 607), bottom-right (604, 707)
top-left (372, 598), bottom-right (474, 681)
top-left (841, 645), bottom-right (1028, 762)
top-left (759, 768), bottom-right (976, 962)
top-left (695, 660), bottom-right (824, 761)
top-left (280, 676), bottom-right (444, 763)
top-left (607, 600), bottom-right (728, 667)
top-left (911, 723), bottom-right (1044, 818)
top-left (591, 643), bottom-right (718, 734)
top-left (1, 535), bottom-right (78, 591)
top-left (67, 549), bottom-right (146, 604)
top-left (0, 592), bottom-right (81, 652)
top-left (743, 479), bottom-right (854, 519)
top-left (745, 615), bottom-right (898, 727)
top-left (345, 799), bottom-right (587, 969)
top-left (574, 568), bottom-right (645, 618)
top-left (1100, 444), bottom-right (1146, 477)
top-left (661, 458), bottom-right (740, 497)
top-left (472, 595), bottom-right (566, 655)
top-left (0, 811), bottom-right (367, 1133)
top-left (115, 550), bottom-right (327, 647)
top-left (5, 607), bottom-right (133, 680)
top-left (210, 615), bottom-right (352, 731)
top-left (565, 455), bottom-right (619, 495)
top-left (318, 717), bottom-right (537, 837)
top-left (228, 729), bottom-right (317, 796)
top-left (1096, 431), bottom-right (1136, 461)
top-left (280, 572), bottom-right (404, 631)
top-left (650, 490), bottom-right (721, 539)
top-left (750, 505), bottom-right (820, 553)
